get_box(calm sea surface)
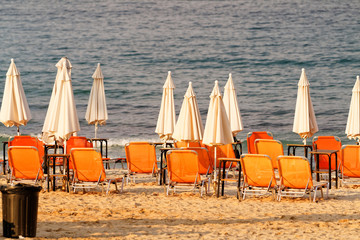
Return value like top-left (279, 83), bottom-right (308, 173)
top-left (0, 0), bottom-right (359, 157)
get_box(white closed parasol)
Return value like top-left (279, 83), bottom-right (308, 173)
top-left (85, 63), bottom-right (108, 139)
top-left (172, 82), bottom-right (204, 146)
top-left (293, 68), bottom-right (318, 144)
top-left (0, 59), bottom-right (32, 135)
top-left (42, 57), bottom-right (80, 144)
top-left (203, 80), bottom-right (233, 175)
top-left (155, 71), bottom-right (176, 142)
top-left (223, 73), bottom-right (243, 140)
top-left (345, 76), bottom-right (360, 142)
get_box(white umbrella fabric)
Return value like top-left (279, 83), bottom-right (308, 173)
top-left (0, 59), bottom-right (32, 135)
top-left (223, 73), bottom-right (243, 139)
top-left (42, 57), bottom-right (80, 144)
top-left (345, 76), bottom-right (360, 142)
top-left (155, 71), bottom-right (176, 141)
top-left (293, 68), bottom-right (318, 144)
top-left (203, 80), bottom-right (233, 175)
top-left (172, 82), bottom-right (204, 144)
top-left (85, 63), bottom-right (108, 139)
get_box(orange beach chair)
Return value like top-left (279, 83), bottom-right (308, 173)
top-left (166, 149), bottom-right (208, 196)
top-left (70, 148), bottom-right (124, 194)
top-left (277, 156), bottom-right (329, 202)
top-left (246, 131), bottom-right (273, 154)
top-left (124, 142), bottom-right (158, 183)
top-left (239, 154), bottom-right (277, 199)
top-left (312, 136), bottom-right (341, 171)
top-left (340, 145), bottom-right (360, 185)
top-left (8, 146), bottom-right (45, 185)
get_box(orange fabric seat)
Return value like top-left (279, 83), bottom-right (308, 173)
top-left (312, 136), bottom-right (341, 171)
top-left (174, 141), bottom-right (202, 148)
top-left (166, 149), bottom-right (207, 196)
top-left (180, 147), bottom-right (213, 175)
top-left (8, 136), bottom-right (45, 164)
top-left (124, 142), bottom-right (158, 182)
top-left (70, 148), bottom-right (124, 194)
top-left (8, 146), bottom-right (44, 185)
top-left (66, 136), bottom-right (93, 169)
top-left (240, 154), bottom-right (276, 199)
top-left (206, 144), bottom-right (238, 168)
top-left (246, 131), bottom-right (273, 154)
top-left (340, 145), bottom-right (360, 183)
top-left (255, 139), bottom-right (284, 169)
top-left (277, 156), bottom-right (328, 202)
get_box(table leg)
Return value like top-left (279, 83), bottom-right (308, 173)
top-left (66, 157), bottom-right (70, 192)
top-left (3, 143), bottom-right (6, 175)
top-left (216, 162), bottom-right (221, 198)
top-left (221, 161), bottom-right (226, 196)
top-left (159, 152), bottom-right (164, 185)
top-left (53, 156), bottom-right (56, 191)
top-left (316, 154), bottom-right (320, 182)
top-left (328, 154), bottom-right (332, 189)
top-left (237, 164), bottom-right (241, 199)
top-left (335, 153), bottom-right (338, 188)
top-left (47, 156), bottom-right (50, 192)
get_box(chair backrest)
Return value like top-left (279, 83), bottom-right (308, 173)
top-left (124, 142), bottom-right (157, 173)
top-left (341, 145), bottom-right (360, 178)
top-left (166, 150), bottom-right (199, 183)
top-left (206, 144), bottom-right (237, 168)
top-left (247, 131), bottom-right (273, 154)
top-left (174, 141), bottom-right (202, 148)
top-left (66, 136), bottom-right (93, 169)
top-left (312, 136), bottom-right (341, 170)
top-left (66, 136), bottom-right (93, 154)
top-left (9, 136), bottom-right (45, 163)
top-left (181, 147), bottom-right (213, 175)
top-left (255, 139), bottom-right (283, 169)
top-left (277, 156), bottom-right (313, 189)
top-left (240, 154), bottom-right (276, 188)
top-left (70, 148), bottom-right (106, 182)
top-left (8, 146), bottom-right (43, 180)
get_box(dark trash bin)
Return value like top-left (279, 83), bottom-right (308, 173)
top-left (1, 183), bottom-right (42, 238)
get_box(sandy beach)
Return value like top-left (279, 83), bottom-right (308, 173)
top-left (1, 178), bottom-right (359, 240)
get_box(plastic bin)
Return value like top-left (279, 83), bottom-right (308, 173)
top-left (1, 184), bottom-right (42, 238)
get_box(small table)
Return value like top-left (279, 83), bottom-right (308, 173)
top-left (309, 149), bottom-right (338, 189)
top-left (216, 158), bottom-right (242, 199)
top-left (46, 154), bottom-right (70, 192)
top-left (159, 148), bottom-right (173, 185)
top-left (287, 144), bottom-right (312, 159)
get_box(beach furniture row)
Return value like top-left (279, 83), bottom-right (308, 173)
top-left (3, 133), bottom-right (360, 200)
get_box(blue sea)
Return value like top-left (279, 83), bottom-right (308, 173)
top-left (0, 0), bottom-right (359, 158)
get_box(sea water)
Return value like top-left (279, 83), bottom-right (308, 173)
top-left (0, 0), bottom-right (359, 158)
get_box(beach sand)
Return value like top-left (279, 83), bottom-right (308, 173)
top-left (0, 178), bottom-right (360, 240)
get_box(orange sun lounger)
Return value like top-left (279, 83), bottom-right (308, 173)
top-left (124, 142), bottom-right (158, 183)
top-left (340, 145), bottom-right (360, 185)
top-left (70, 148), bottom-right (124, 194)
top-left (312, 136), bottom-right (342, 171)
top-left (277, 155), bottom-right (329, 202)
top-left (240, 154), bottom-right (277, 199)
top-left (8, 146), bottom-right (45, 186)
top-left (166, 149), bottom-right (208, 196)
top-left (246, 131), bottom-right (273, 154)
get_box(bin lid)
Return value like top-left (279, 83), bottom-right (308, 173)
top-left (0, 183), bottom-right (42, 194)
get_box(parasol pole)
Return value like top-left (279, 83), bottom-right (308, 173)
top-left (17, 126), bottom-right (20, 136)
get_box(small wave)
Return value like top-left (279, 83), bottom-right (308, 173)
top-left (108, 136), bottom-right (160, 147)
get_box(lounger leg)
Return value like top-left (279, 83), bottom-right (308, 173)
top-left (121, 178), bottom-right (124, 192)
